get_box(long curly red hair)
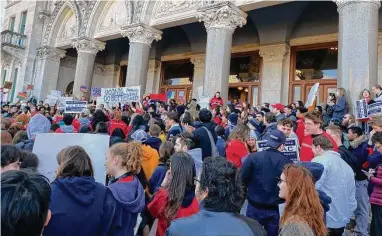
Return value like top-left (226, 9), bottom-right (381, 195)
top-left (280, 164), bottom-right (327, 236)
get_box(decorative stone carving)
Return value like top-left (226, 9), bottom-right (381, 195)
top-left (58, 11), bottom-right (77, 40)
top-left (36, 46), bottom-right (66, 62)
top-left (132, 1), bottom-right (144, 24)
top-left (154, 0), bottom-right (204, 19)
top-left (334, 0), bottom-right (381, 10)
top-left (93, 64), bottom-right (104, 75)
top-left (14, 59), bottom-right (22, 68)
top-left (2, 52), bottom-right (12, 68)
top-left (93, 64), bottom-right (119, 76)
top-left (77, 0), bottom-right (96, 37)
top-left (259, 44), bottom-right (289, 62)
top-left (148, 60), bottom-right (160, 73)
top-left (38, 10), bottom-right (51, 22)
top-left (120, 23), bottom-right (162, 45)
top-left (2, 45), bottom-right (25, 61)
top-left (96, 1), bottom-right (128, 34)
top-left (60, 56), bottom-right (77, 69)
top-left (190, 55), bottom-right (206, 68)
top-left (196, 2), bottom-right (247, 33)
top-left (72, 37), bottom-right (106, 55)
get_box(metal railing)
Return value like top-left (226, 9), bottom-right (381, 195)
top-left (1, 30), bottom-right (26, 49)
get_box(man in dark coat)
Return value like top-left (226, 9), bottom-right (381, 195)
top-left (192, 109), bottom-right (217, 160)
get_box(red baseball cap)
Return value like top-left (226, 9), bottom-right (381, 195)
top-left (271, 103), bottom-right (284, 111)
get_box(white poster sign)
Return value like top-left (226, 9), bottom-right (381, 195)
top-left (101, 86), bottom-right (140, 104)
top-left (33, 133), bottom-right (110, 185)
top-left (305, 83), bottom-right (319, 108)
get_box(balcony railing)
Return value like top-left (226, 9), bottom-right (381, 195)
top-left (1, 30), bottom-right (26, 49)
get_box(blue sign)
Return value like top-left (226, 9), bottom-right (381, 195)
top-left (65, 101), bottom-right (87, 113)
top-left (256, 138), bottom-right (300, 162)
top-left (91, 87), bottom-right (101, 97)
top-left (368, 101), bottom-right (382, 116)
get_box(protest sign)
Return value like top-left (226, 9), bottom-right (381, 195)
top-left (57, 97), bottom-right (73, 110)
top-left (80, 85), bottom-right (88, 93)
top-left (27, 84), bottom-right (34, 90)
top-left (16, 92), bottom-right (28, 100)
top-left (101, 86), bottom-right (140, 103)
top-left (356, 100), bottom-right (382, 119)
top-left (305, 83), bottom-right (319, 108)
top-left (3, 81), bottom-right (13, 89)
top-left (50, 90), bottom-right (62, 98)
top-left (256, 138), bottom-right (300, 162)
top-left (199, 97), bottom-right (210, 109)
top-left (65, 100), bottom-right (87, 113)
top-left (91, 87), bottom-right (101, 97)
top-left (33, 133), bottom-right (109, 185)
top-left (150, 93), bottom-right (167, 102)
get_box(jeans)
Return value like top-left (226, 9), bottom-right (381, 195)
top-left (354, 180), bottom-right (370, 236)
top-left (246, 204), bottom-right (279, 236)
top-left (371, 204), bottom-right (382, 236)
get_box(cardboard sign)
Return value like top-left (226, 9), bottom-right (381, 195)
top-left (33, 133), bottom-right (109, 185)
top-left (305, 83), bottom-right (319, 108)
top-left (16, 92), bottom-right (28, 100)
top-left (27, 84), bottom-right (34, 90)
top-left (149, 93), bottom-right (167, 102)
top-left (80, 85), bottom-right (88, 93)
top-left (101, 86), bottom-right (140, 103)
top-left (256, 138), bottom-right (300, 162)
top-left (3, 81), bottom-right (13, 89)
top-left (356, 100), bottom-right (382, 119)
top-left (91, 87), bottom-right (101, 97)
top-left (65, 100), bottom-right (87, 113)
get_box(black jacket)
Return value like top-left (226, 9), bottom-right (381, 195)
top-left (192, 122), bottom-right (217, 160)
top-left (259, 122), bottom-right (277, 141)
top-left (242, 149), bottom-right (293, 209)
top-left (338, 145), bottom-right (358, 175)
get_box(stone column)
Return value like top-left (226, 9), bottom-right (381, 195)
top-left (34, 46), bottom-right (66, 100)
top-left (336, 0), bottom-right (380, 109)
top-left (146, 59), bottom-right (161, 94)
top-left (378, 33), bottom-right (382, 85)
top-left (259, 43), bottom-right (289, 104)
top-left (197, 2), bottom-right (247, 101)
top-left (72, 37), bottom-right (105, 100)
top-left (190, 54), bottom-right (205, 99)
top-left (121, 23), bottom-right (162, 96)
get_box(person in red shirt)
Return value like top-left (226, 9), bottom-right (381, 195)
top-left (212, 106), bottom-right (222, 126)
top-left (226, 123), bottom-right (250, 168)
top-left (55, 114), bottom-right (78, 133)
top-left (148, 152), bottom-right (199, 236)
top-left (300, 110), bottom-right (338, 161)
top-left (295, 107), bottom-right (308, 145)
top-left (209, 91), bottom-right (224, 110)
top-left (107, 110), bottom-right (128, 136)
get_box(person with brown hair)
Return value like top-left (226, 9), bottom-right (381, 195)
top-left (1, 117), bottom-right (13, 130)
top-left (311, 135), bottom-right (356, 236)
top-left (300, 110), bottom-right (338, 161)
top-left (277, 118), bottom-right (297, 139)
top-left (43, 145), bottom-right (111, 236)
top-left (328, 88), bottom-right (348, 120)
top-left (146, 124), bottom-right (163, 152)
top-left (149, 141), bottom-right (174, 195)
top-left (278, 164), bottom-right (327, 236)
top-left (1, 131), bottom-right (13, 144)
top-left (226, 123), bottom-right (250, 168)
top-left (148, 152), bottom-right (199, 236)
top-left (105, 142), bottom-right (145, 236)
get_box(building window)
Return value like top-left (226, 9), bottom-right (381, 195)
top-left (8, 17), bottom-right (15, 31)
top-left (160, 60), bottom-right (193, 103)
top-left (19, 11), bottom-right (27, 34)
top-left (10, 68), bottom-right (18, 102)
top-left (2, 69), bottom-right (7, 85)
top-left (290, 43), bottom-right (338, 104)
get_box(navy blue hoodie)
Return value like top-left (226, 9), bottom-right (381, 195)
top-left (43, 177), bottom-right (109, 236)
top-left (104, 176), bottom-right (145, 236)
top-left (146, 136), bottom-right (162, 152)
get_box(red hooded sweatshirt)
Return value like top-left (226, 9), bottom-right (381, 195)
top-left (209, 96), bottom-right (224, 110)
top-left (226, 139), bottom-right (249, 168)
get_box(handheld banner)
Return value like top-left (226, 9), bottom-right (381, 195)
top-left (256, 138), bottom-right (300, 162)
top-left (80, 85), bottom-right (88, 93)
top-left (101, 86), bottom-right (140, 103)
top-left (305, 83), bottom-right (319, 108)
top-left (65, 100), bottom-right (87, 113)
top-left (91, 87), bottom-right (101, 97)
top-left (27, 84), bottom-right (34, 90)
top-left (33, 133), bottom-right (109, 185)
top-left (356, 100), bottom-right (382, 119)
top-left (3, 81), bottom-right (13, 89)
top-left (16, 92), bottom-right (28, 100)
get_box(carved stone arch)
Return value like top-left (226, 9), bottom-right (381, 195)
top-left (43, 1), bottom-right (80, 47)
top-left (86, 0), bottom-right (131, 40)
top-left (1, 51), bottom-right (13, 69)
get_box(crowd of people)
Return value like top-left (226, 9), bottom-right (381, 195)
top-left (2, 86), bottom-right (382, 236)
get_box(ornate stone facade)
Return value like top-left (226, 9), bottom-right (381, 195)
top-left (36, 46), bottom-right (66, 62)
top-left (72, 37), bottom-right (106, 55)
top-left (259, 44), bottom-right (289, 62)
top-left (120, 23), bottom-right (162, 45)
top-left (196, 2), bottom-right (247, 32)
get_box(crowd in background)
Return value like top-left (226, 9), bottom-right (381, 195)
top-left (2, 85), bottom-right (382, 236)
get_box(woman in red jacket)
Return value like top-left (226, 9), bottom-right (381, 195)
top-left (295, 107), bottom-right (308, 145)
top-left (370, 132), bottom-right (382, 235)
top-left (226, 123), bottom-right (250, 168)
top-left (148, 152), bottom-right (199, 236)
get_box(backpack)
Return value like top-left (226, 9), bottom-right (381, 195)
top-left (201, 126), bottom-right (219, 157)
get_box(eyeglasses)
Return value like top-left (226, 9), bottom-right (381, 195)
top-left (277, 177), bottom-right (286, 185)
